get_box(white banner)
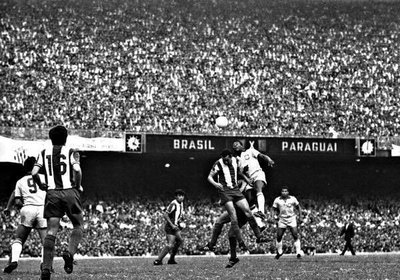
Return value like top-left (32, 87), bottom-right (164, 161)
top-left (0, 135), bottom-right (125, 163)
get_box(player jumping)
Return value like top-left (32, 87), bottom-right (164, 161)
top-left (232, 140), bottom-right (274, 219)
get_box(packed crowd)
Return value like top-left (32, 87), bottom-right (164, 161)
top-left (2, 196), bottom-right (400, 258)
top-left (1, 0), bottom-right (399, 137)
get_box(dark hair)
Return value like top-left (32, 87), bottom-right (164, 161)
top-left (24, 157), bottom-right (36, 172)
top-left (175, 189), bottom-right (185, 196)
top-left (281, 186), bottom-right (289, 191)
top-left (49, 125), bottom-right (68, 145)
top-left (220, 149), bottom-right (232, 158)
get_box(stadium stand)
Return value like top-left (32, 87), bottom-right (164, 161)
top-left (0, 0), bottom-right (399, 137)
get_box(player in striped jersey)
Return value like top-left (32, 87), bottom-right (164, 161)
top-left (32, 125), bottom-right (84, 280)
top-left (201, 180), bottom-right (267, 254)
top-left (154, 189), bottom-right (185, 265)
top-left (272, 186), bottom-right (303, 259)
top-left (207, 149), bottom-right (267, 267)
top-left (3, 157), bottom-right (47, 274)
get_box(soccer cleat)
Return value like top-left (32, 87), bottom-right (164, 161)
top-left (3, 261), bottom-right (18, 273)
top-left (275, 252), bottom-right (284, 260)
top-left (167, 259), bottom-right (177, 265)
top-left (200, 243), bottom-right (215, 252)
top-left (40, 268), bottom-right (51, 280)
top-left (297, 253), bottom-right (302, 259)
top-left (225, 257), bottom-right (240, 268)
top-left (253, 211), bottom-right (267, 220)
top-left (153, 260), bottom-right (162, 266)
top-left (62, 251), bottom-right (74, 274)
top-left (256, 237), bottom-right (269, 243)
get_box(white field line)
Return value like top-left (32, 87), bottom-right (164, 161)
top-left (2, 251), bottom-right (400, 261)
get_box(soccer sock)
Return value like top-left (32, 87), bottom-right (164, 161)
top-left (210, 223), bottom-right (223, 247)
top-left (170, 240), bottom-right (182, 260)
top-left (68, 228), bottom-right (83, 255)
top-left (229, 237), bottom-right (237, 260)
top-left (230, 221), bottom-right (243, 243)
top-left (247, 216), bottom-right (261, 239)
top-left (276, 240), bottom-right (283, 254)
top-left (294, 239), bottom-right (301, 254)
top-left (157, 245), bottom-right (171, 261)
top-left (256, 192), bottom-right (265, 214)
top-left (11, 240), bottom-right (23, 263)
top-left (42, 235), bottom-right (56, 270)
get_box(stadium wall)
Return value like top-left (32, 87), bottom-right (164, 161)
top-left (1, 134), bottom-right (399, 202)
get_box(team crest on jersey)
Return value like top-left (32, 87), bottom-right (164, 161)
top-left (244, 154), bottom-right (250, 160)
top-left (125, 133), bottom-right (144, 153)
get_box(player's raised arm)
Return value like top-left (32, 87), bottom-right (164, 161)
top-left (4, 191), bottom-right (15, 215)
top-left (257, 152), bottom-right (275, 167)
top-left (32, 154), bottom-right (47, 191)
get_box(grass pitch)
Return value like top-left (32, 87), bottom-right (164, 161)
top-left (1, 254), bottom-right (400, 280)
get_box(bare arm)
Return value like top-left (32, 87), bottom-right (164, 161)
top-left (163, 212), bottom-right (178, 229)
top-left (4, 191), bottom-right (15, 212)
top-left (32, 165), bottom-right (47, 191)
top-left (257, 153), bottom-right (274, 167)
top-left (296, 204), bottom-right (302, 221)
top-left (207, 169), bottom-right (223, 191)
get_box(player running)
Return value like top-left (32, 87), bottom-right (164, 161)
top-left (32, 125), bottom-right (84, 280)
top-left (3, 157), bottom-right (47, 274)
top-left (154, 189), bottom-right (186, 265)
top-left (232, 140), bottom-right (274, 219)
top-left (272, 186), bottom-right (303, 259)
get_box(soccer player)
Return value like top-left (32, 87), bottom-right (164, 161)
top-left (154, 189), bottom-right (185, 265)
top-left (3, 157), bottom-right (47, 274)
top-left (32, 125), bottom-right (84, 280)
top-left (232, 140), bottom-right (274, 219)
top-left (272, 186), bottom-right (303, 259)
top-left (203, 180), bottom-right (266, 253)
top-left (207, 149), bottom-right (266, 264)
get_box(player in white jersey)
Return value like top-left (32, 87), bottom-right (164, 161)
top-left (3, 157), bottom-right (47, 274)
top-left (32, 125), bottom-right (84, 280)
top-left (272, 186), bottom-right (303, 259)
top-left (154, 189), bottom-right (185, 265)
top-left (232, 140), bottom-right (274, 218)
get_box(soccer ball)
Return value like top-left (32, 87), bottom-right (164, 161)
top-left (215, 116), bottom-right (228, 128)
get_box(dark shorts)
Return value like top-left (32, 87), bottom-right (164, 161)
top-left (44, 188), bottom-right (83, 219)
top-left (219, 187), bottom-right (245, 206)
top-left (164, 223), bottom-right (180, 235)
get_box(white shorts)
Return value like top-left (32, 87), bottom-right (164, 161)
top-left (250, 170), bottom-right (267, 185)
top-left (20, 205), bottom-right (47, 229)
top-left (278, 216), bottom-right (297, 229)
